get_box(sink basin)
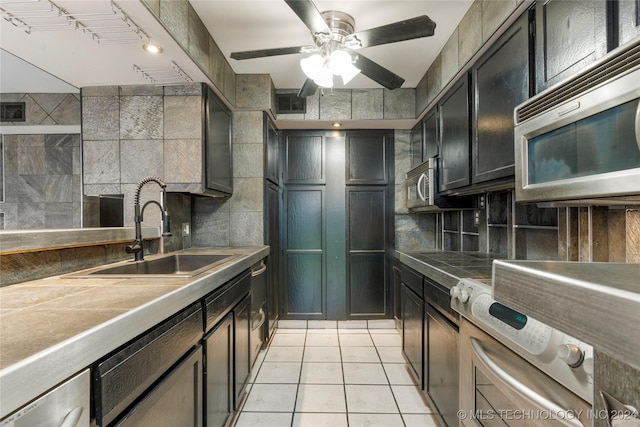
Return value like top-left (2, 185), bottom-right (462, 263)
top-left (68, 253), bottom-right (241, 278)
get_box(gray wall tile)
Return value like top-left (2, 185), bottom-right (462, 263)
top-left (119, 85), bottom-right (163, 96)
top-left (441, 28), bottom-right (459, 87)
top-left (459, 1), bottom-right (483, 68)
top-left (234, 143), bottom-right (264, 178)
top-left (427, 54), bottom-right (443, 105)
top-left (164, 95), bottom-right (202, 139)
top-left (384, 89), bottom-right (415, 120)
top-left (229, 178), bottom-right (263, 212)
top-left (49, 95), bottom-right (81, 125)
top-left (352, 90), bottom-right (384, 120)
top-left (119, 96), bottom-right (163, 140)
top-left (188, 3), bottom-right (210, 73)
top-left (82, 96), bottom-right (119, 140)
top-left (230, 211), bottom-right (263, 246)
top-left (82, 86), bottom-right (119, 97)
top-left (119, 139), bottom-right (164, 184)
top-left (163, 139), bottom-right (202, 184)
top-left (159, 0), bottom-right (189, 48)
top-left (482, 0), bottom-right (517, 43)
top-left (320, 90), bottom-right (352, 120)
top-left (164, 84), bottom-right (203, 96)
top-left (233, 110), bottom-right (263, 144)
top-left (83, 140), bottom-right (120, 185)
top-left (236, 74), bottom-right (273, 110)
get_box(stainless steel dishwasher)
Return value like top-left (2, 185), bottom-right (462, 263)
top-left (0, 369), bottom-right (90, 427)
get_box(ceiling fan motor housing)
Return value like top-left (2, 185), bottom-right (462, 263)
top-left (321, 10), bottom-right (355, 41)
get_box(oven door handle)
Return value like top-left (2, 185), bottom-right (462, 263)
top-left (470, 338), bottom-right (584, 427)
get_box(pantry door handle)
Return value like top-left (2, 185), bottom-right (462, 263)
top-left (251, 262), bottom-right (267, 277)
top-left (635, 100), bottom-right (640, 151)
top-left (470, 338), bottom-right (584, 427)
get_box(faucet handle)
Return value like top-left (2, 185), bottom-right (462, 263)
top-left (126, 241), bottom-right (142, 254)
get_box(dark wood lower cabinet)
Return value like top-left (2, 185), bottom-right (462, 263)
top-left (115, 347), bottom-right (203, 427)
top-left (204, 314), bottom-right (233, 427)
top-left (233, 295), bottom-right (251, 409)
top-left (401, 283), bottom-right (424, 386)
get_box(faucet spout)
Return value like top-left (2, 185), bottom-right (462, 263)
top-left (126, 176), bottom-right (171, 261)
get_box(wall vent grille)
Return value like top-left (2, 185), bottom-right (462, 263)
top-left (0, 102), bottom-right (26, 122)
top-left (276, 93), bottom-right (306, 114)
top-left (516, 41), bottom-right (640, 124)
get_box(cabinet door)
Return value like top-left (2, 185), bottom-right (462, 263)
top-left (204, 314), bottom-right (233, 427)
top-left (401, 284), bottom-right (424, 386)
top-left (426, 305), bottom-right (459, 427)
top-left (410, 122), bottom-right (423, 168)
top-left (346, 187), bottom-right (388, 318)
top-left (284, 134), bottom-right (324, 184)
top-left (233, 295), bottom-right (251, 409)
top-left (205, 86), bottom-right (233, 195)
top-left (346, 133), bottom-right (389, 185)
top-left (264, 113), bottom-right (279, 184)
top-left (439, 75), bottom-right (470, 192)
top-left (534, 0), bottom-right (607, 94)
top-left (423, 107), bottom-right (438, 160)
top-left (473, 10), bottom-right (530, 184)
top-left (264, 181), bottom-right (279, 340)
top-left (116, 347), bottom-right (203, 427)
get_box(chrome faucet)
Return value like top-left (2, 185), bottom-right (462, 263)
top-left (126, 176), bottom-right (172, 261)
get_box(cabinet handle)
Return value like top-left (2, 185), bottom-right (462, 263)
top-left (58, 406), bottom-right (84, 427)
top-left (251, 262), bottom-right (267, 277)
top-left (470, 338), bottom-right (584, 427)
top-left (252, 308), bottom-right (266, 331)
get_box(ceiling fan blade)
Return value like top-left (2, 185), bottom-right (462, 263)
top-left (353, 53), bottom-right (405, 90)
top-left (298, 78), bottom-right (319, 98)
top-left (345, 15), bottom-right (436, 49)
top-left (285, 0), bottom-right (331, 35)
top-left (230, 46), bottom-right (313, 60)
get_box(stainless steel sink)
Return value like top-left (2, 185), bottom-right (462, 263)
top-left (67, 253), bottom-right (241, 278)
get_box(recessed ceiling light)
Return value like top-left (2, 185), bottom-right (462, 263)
top-left (332, 122), bottom-right (342, 128)
top-left (143, 43), bottom-right (163, 54)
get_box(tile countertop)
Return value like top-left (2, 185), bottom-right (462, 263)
top-left (0, 246), bottom-right (269, 419)
top-left (395, 250), bottom-right (501, 289)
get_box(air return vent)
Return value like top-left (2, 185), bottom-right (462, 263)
top-left (516, 40), bottom-right (640, 124)
top-left (1, 102), bottom-right (26, 122)
top-left (276, 93), bottom-right (306, 114)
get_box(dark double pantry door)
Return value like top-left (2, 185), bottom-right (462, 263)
top-left (280, 130), bottom-right (394, 320)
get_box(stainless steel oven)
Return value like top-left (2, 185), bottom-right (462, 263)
top-left (406, 158), bottom-right (436, 210)
top-left (451, 279), bottom-right (593, 427)
top-left (514, 39), bottom-right (640, 203)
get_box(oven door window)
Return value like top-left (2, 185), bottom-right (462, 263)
top-left (527, 99), bottom-right (640, 185)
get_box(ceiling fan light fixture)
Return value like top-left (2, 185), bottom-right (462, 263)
top-left (300, 54), bottom-right (334, 88)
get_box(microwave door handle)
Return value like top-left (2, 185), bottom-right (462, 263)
top-left (470, 338), bottom-right (584, 427)
top-left (635, 100), bottom-right (640, 151)
top-left (417, 174), bottom-right (426, 201)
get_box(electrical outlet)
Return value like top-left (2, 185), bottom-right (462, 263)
top-left (182, 223), bottom-right (190, 236)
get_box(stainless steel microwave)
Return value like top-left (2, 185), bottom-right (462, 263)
top-left (514, 40), bottom-right (640, 203)
top-left (405, 158), bottom-right (436, 210)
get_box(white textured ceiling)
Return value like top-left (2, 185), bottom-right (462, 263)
top-left (1, 0), bottom-right (472, 94)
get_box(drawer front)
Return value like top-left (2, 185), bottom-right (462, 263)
top-left (204, 270), bottom-right (251, 332)
top-left (94, 303), bottom-right (203, 426)
top-left (400, 264), bottom-right (423, 299)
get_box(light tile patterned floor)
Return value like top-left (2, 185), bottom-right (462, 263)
top-left (232, 322), bottom-right (442, 427)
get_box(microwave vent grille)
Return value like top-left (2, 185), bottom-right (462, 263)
top-left (516, 42), bottom-right (640, 124)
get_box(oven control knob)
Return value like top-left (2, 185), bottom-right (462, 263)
top-left (459, 289), bottom-right (470, 303)
top-left (557, 344), bottom-right (585, 368)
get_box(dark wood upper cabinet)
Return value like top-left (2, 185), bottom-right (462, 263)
top-left (472, 10), bottom-right (531, 184)
top-left (534, 0), bottom-right (607, 94)
top-left (439, 74), bottom-right (471, 192)
top-left (346, 133), bottom-right (389, 185)
top-left (284, 133), bottom-right (325, 184)
top-left (264, 113), bottom-right (279, 185)
top-left (410, 122), bottom-right (423, 168)
top-left (423, 107), bottom-right (439, 160)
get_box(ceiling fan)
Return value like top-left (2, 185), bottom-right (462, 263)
top-left (229, 0), bottom-right (436, 97)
